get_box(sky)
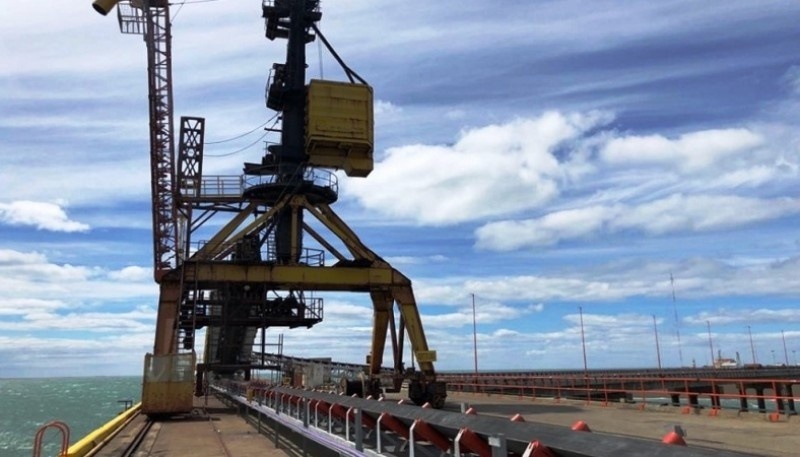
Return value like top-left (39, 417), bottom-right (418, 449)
top-left (2, 0), bottom-right (800, 378)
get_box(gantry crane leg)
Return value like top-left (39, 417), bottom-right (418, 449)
top-left (153, 280), bottom-right (181, 355)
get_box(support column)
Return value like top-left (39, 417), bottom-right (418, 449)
top-left (775, 386), bottom-right (785, 414)
top-left (710, 385), bottom-right (721, 410)
top-left (688, 393), bottom-right (699, 409)
top-left (738, 386), bottom-right (748, 412)
top-left (786, 384), bottom-right (796, 415)
top-left (756, 387), bottom-right (766, 413)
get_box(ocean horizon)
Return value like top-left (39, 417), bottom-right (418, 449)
top-left (0, 376), bottom-right (141, 457)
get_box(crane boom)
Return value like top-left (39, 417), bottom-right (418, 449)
top-left (143, 2), bottom-right (179, 282)
top-left (94, 0), bottom-right (179, 281)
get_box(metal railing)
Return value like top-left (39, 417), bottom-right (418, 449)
top-left (213, 383), bottom-right (751, 457)
top-left (243, 167), bottom-right (339, 196)
top-left (444, 373), bottom-right (800, 416)
top-left (192, 175), bottom-right (245, 198)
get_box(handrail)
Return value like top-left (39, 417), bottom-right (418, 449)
top-left (213, 383), bottom-right (751, 456)
top-left (32, 421), bottom-right (70, 457)
top-left (445, 374), bottom-right (799, 415)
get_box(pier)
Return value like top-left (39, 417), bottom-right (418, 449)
top-left (48, 362), bottom-right (800, 457)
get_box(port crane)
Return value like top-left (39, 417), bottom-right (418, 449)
top-left (92, 0), bottom-right (446, 413)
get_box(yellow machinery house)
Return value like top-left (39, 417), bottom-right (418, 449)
top-left (305, 80), bottom-right (374, 177)
top-left (141, 353), bottom-right (195, 415)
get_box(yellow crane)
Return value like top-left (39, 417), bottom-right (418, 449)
top-left (93, 0), bottom-right (447, 413)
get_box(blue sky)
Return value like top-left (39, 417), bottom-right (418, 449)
top-left (2, 0), bottom-right (800, 377)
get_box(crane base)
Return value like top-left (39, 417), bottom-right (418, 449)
top-left (409, 379), bottom-right (447, 409)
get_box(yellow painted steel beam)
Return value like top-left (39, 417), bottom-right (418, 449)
top-left (64, 402), bottom-right (141, 457)
top-left (290, 203), bottom-right (300, 261)
top-left (369, 291), bottom-right (393, 375)
top-left (206, 199), bottom-right (288, 261)
top-left (153, 280), bottom-right (182, 355)
top-left (302, 222), bottom-right (348, 261)
top-left (192, 202), bottom-right (258, 260)
top-left (198, 197), bottom-right (297, 260)
top-left (392, 284), bottom-right (436, 374)
top-left (188, 262), bottom-right (401, 291)
top-left (303, 201), bottom-right (376, 261)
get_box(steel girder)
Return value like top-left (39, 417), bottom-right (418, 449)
top-left (174, 191), bottom-right (439, 383)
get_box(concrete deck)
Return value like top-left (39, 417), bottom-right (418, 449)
top-left (97, 396), bottom-right (290, 457)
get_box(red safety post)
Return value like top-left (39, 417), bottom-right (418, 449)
top-left (639, 378), bottom-right (646, 410)
top-left (584, 375), bottom-right (591, 406)
top-left (772, 380), bottom-right (784, 417)
top-left (571, 420), bottom-right (591, 432)
top-left (555, 378), bottom-right (562, 403)
top-left (522, 440), bottom-right (556, 457)
top-left (662, 431), bottom-right (687, 446)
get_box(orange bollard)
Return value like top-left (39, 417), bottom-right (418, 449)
top-left (522, 440), bottom-right (556, 457)
top-left (465, 407), bottom-right (478, 415)
top-left (510, 413), bottom-right (525, 422)
top-left (571, 420), bottom-right (591, 432)
top-left (662, 431), bottom-right (687, 446)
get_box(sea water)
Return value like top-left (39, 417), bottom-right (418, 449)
top-left (0, 377), bottom-right (141, 457)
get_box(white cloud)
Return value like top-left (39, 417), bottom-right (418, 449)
top-left (107, 266), bottom-right (152, 282)
top-left (684, 308), bottom-right (800, 326)
top-left (384, 255), bottom-right (448, 265)
top-left (0, 305), bottom-right (155, 333)
top-left (782, 65), bottom-right (800, 95)
top-left (601, 128), bottom-right (764, 172)
top-left (411, 255), bottom-right (800, 305)
top-left (374, 100), bottom-right (402, 116)
top-left (0, 249), bottom-right (47, 265)
top-left (476, 194), bottom-right (800, 250)
top-left (0, 249), bottom-right (156, 302)
top-left (423, 301), bottom-right (527, 328)
top-left (344, 112), bottom-right (610, 225)
top-left (0, 201), bottom-right (89, 232)
top-left (0, 298), bottom-right (66, 316)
